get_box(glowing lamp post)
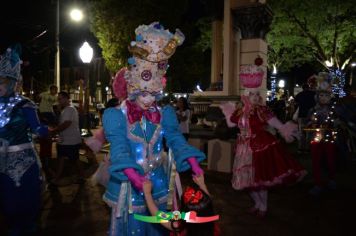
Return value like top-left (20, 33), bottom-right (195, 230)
top-left (70, 9), bottom-right (83, 22)
top-left (278, 79), bottom-right (285, 88)
top-left (79, 42), bottom-right (93, 64)
top-left (79, 42), bottom-right (93, 133)
top-left (54, 0), bottom-right (84, 89)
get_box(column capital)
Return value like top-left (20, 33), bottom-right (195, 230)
top-left (232, 3), bottom-right (273, 40)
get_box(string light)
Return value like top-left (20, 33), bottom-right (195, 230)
top-left (329, 68), bottom-right (346, 97)
top-left (310, 106), bottom-right (337, 143)
top-left (270, 75), bottom-right (277, 100)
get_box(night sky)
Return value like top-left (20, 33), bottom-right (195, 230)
top-left (0, 0), bottom-right (99, 68)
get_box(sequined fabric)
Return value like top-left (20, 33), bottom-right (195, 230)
top-left (0, 148), bottom-right (37, 186)
top-left (0, 94), bottom-right (23, 128)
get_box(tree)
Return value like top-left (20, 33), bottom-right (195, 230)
top-left (89, 0), bottom-right (212, 93)
top-left (268, 0), bottom-right (355, 71)
top-left (90, 0), bottom-right (189, 72)
top-left (267, 0), bottom-right (356, 96)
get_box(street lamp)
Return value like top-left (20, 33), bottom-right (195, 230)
top-left (79, 41), bottom-right (93, 133)
top-left (70, 9), bottom-right (83, 22)
top-left (54, 0), bottom-right (84, 89)
top-left (278, 79), bottom-right (285, 88)
top-left (79, 42), bottom-right (93, 64)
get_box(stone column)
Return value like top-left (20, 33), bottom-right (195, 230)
top-left (222, 0), bottom-right (234, 95)
top-left (210, 20), bottom-right (223, 86)
top-left (233, 2), bottom-right (272, 99)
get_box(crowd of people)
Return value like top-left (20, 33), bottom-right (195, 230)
top-left (1, 22), bottom-right (356, 236)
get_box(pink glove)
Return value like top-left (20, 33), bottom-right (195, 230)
top-left (187, 157), bottom-right (204, 176)
top-left (123, 168), bottom-right (146, 191)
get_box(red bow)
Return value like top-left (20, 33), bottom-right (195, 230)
top-left (126, 100), bottom-right (161, 124)
top-left (183, 187), bottom-right (203, 204)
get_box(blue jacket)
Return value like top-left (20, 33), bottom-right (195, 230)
top-left (102, 103), bottom-right (205, 211)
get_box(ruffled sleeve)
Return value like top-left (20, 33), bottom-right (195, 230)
top-left (161, 105), bottom-right (206, 172)
top-left (103, 107), bottom-right (144, 181)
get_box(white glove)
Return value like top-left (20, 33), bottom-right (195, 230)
top-left (219, 102), bottom-right (237, 127)
top-left (267, 117), bottom-right (298, 143)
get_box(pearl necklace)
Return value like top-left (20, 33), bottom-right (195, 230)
top-left (0, 94), bottom-right (23, 128)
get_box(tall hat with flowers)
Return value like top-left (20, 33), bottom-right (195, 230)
top-left (123, 22), bottom-right (185, 100)
top-left (0, 44), bottom-right (22, 81)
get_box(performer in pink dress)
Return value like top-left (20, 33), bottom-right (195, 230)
top-left (220, 65), bottom-right (306, 218)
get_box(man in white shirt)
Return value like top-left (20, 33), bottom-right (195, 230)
top-left (50, 91), bottom-right (84, 184)
top-left (39, 85), bottom-right (58, 124)
top-left (38, 85), bottom-right (58, 173)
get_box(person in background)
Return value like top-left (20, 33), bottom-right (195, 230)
top-left (272, 94), bottom-right (287, 122)
top-left (49, 91), bottom-right (84, 184)
top-left (295, 82), bottom-right (316, 153)
top-left (38, 85), bottom-right (58, 125)
top-left (0, 45), bottom-right (48, 235)
top-left (38, 84), bottom-right (58, 175)
top-left (306, 72), bottom-right (337, 197)
top-left (334, 86), bottom-right (356, 166)
top-left (176, 97), bottom-right (191, 140)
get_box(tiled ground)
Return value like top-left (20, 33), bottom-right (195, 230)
top-left (1, 143), bottom-right (356, 236)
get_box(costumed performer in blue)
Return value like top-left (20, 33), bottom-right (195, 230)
top-left (102, 22), bottom-right (206, 236)
top-left (0, 45), bottom-right (48, 235)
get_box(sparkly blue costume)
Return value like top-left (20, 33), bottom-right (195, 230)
top-left (0, 93), bottom-right (48, 235)
top-left (102, 103), bottom-right (205, 236)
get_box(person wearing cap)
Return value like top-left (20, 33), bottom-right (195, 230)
top-left (295, 81), bottom-right (316, 153)
top-left (220, 64), bottom-right (306, 218)
top-left (101, 22), bottom-right (205, 236)
top-left (0, 45), bottom-right (48, 235)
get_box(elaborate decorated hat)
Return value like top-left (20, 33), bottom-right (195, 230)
top-left (129, 22), bottom-right (185, 63)
top-left (125, 22), bottom-right (185, 100)
top-left (239, 64), bottom-right (264, 88)
top-left (0, 45), bottom-right (22, 81)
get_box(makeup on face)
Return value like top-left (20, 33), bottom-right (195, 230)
top-left (248, 91), bottom-right (261, 105)
top-left (136, 92), bottom-right (155, 110)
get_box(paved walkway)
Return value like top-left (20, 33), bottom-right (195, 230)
top-left (1, 143), bottom-right (356, 236)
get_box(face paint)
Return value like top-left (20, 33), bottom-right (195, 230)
top-left (248, 91), bottom-right (261, 105)
top-left (136, 92), bottom-right (155, 110)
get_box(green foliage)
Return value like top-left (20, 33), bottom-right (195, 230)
top-left (194, 17), bottom-right (213, 52)
top-left (89, 0), bottom-right (211, 92)
top-left (90, 0), bottom-right (189, 73)
top-left (267, 0), bottom-right (356, 72)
